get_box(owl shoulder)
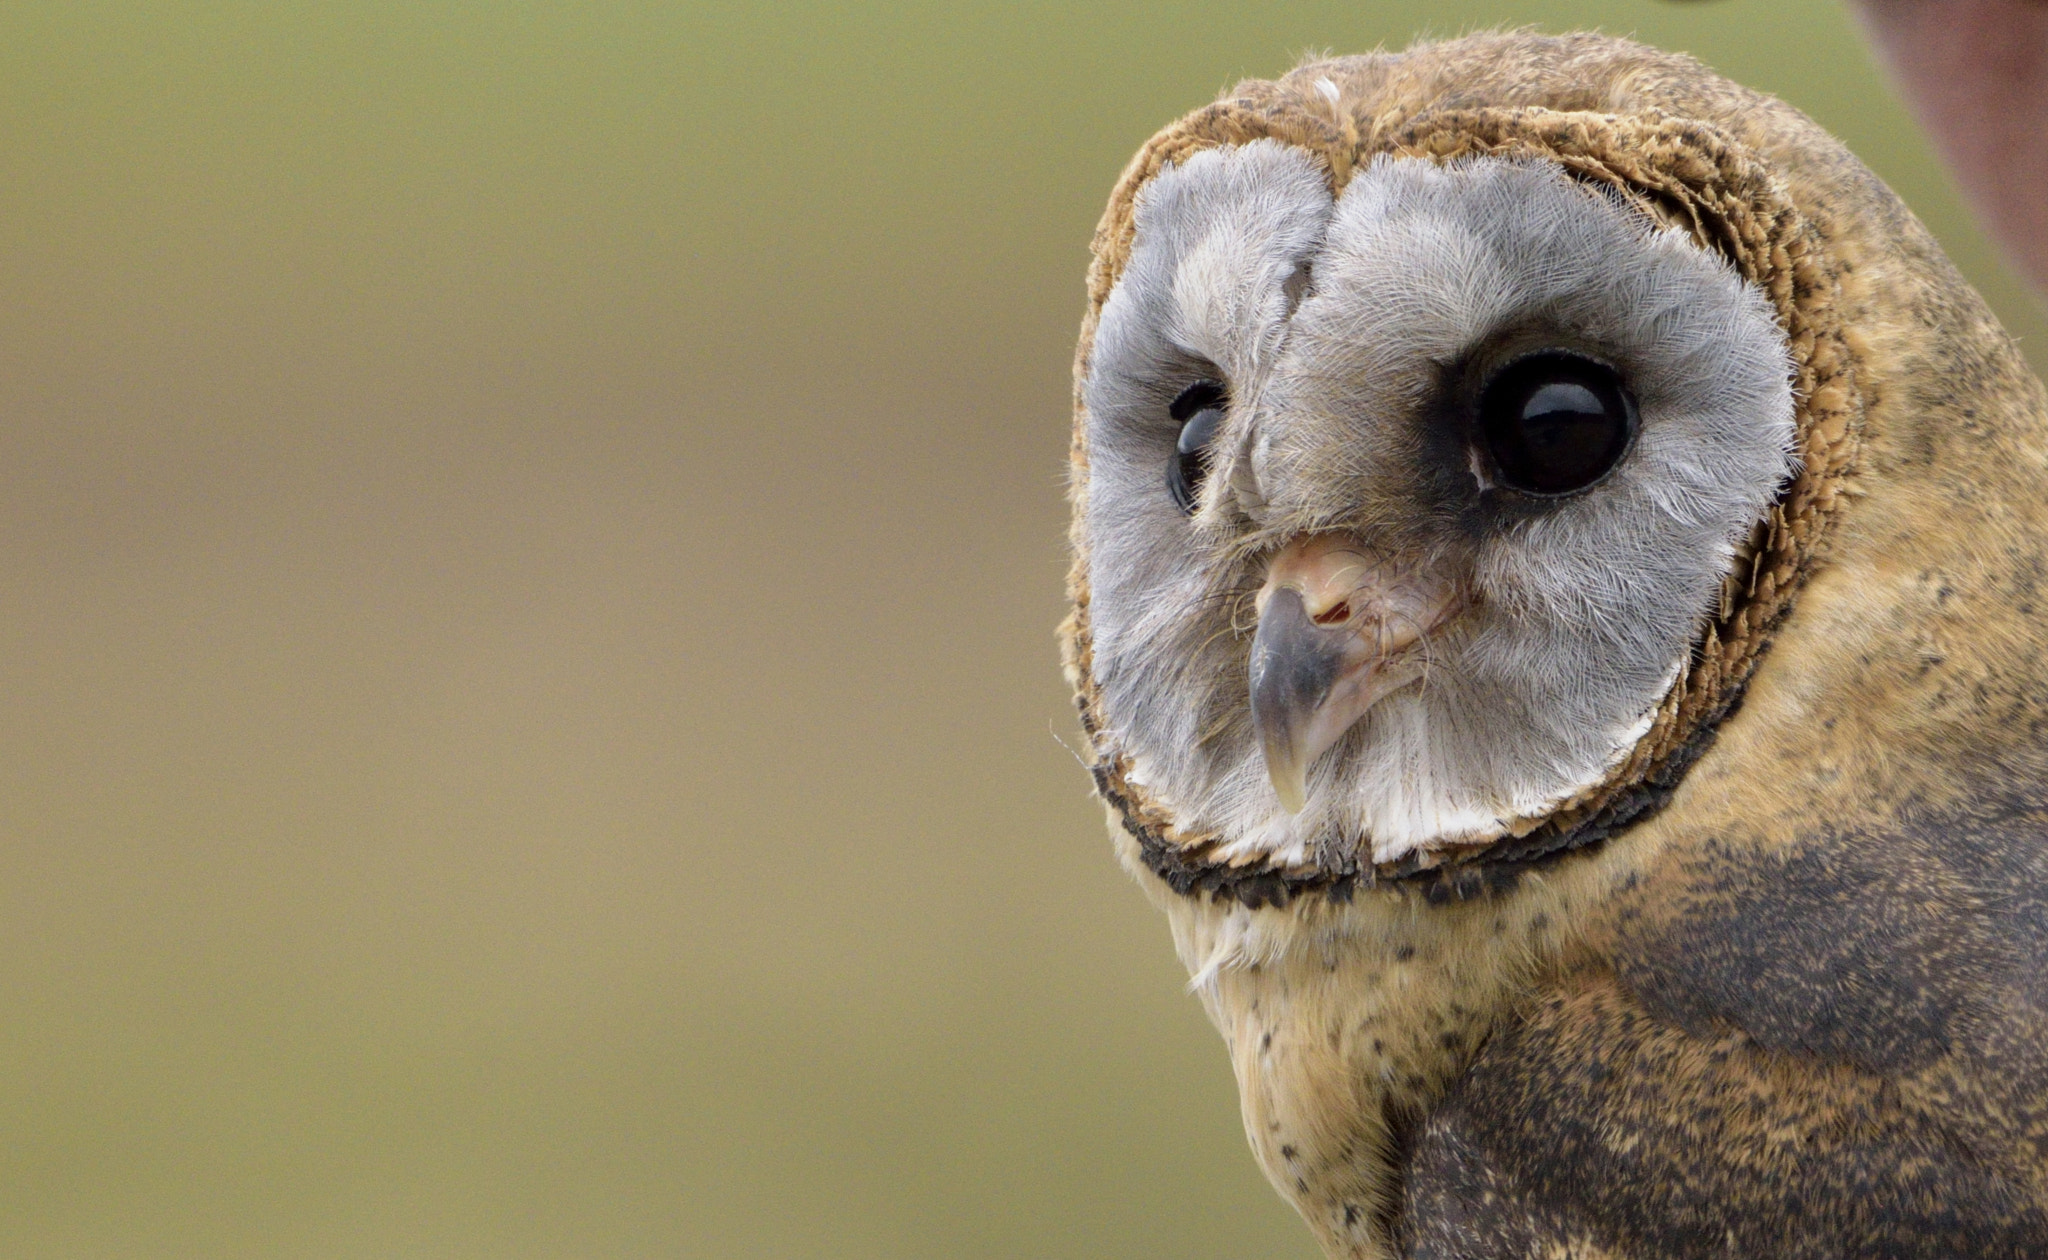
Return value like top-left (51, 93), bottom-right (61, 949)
top-left (1397, 793), bottom-right (2048, 1259)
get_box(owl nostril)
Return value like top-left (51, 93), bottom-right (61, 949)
top-left (1312, 601), bottom-right (1351, 627)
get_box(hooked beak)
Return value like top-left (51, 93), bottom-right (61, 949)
top-left (1249, 535), bottom-right (1462, 813)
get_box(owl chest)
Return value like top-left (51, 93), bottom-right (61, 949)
top-left (1165, 892), bottom-right (1573, 1259)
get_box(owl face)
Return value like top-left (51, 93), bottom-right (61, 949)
top-left (1081, 141), bottom-right (1797, 868)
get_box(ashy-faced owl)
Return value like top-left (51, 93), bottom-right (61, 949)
top-left (1062, 32), bottom-right (2048, 1260)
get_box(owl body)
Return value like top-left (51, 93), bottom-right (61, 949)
top-left (1066, 33), bottom-right (2048, 1259)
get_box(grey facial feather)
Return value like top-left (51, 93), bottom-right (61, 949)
top-left (1083, 149), bottom-right (1796, 867)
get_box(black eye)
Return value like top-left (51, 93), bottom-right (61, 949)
top-left (1167, 380), bottom-right (1228, 514)
top-left (1475, 352), bottom-right (1637, 496)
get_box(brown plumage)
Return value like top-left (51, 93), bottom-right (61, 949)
top-left (1061, 31), bottom-right (2048, 1259)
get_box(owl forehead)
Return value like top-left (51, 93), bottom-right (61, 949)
top-left (1099, 140), bottom-right (1331, 391)
top-left (1112, 143), bottom-right (1673, 398)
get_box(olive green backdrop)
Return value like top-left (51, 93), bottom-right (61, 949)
top-left (0, 3), bottom-right (2036, 1257)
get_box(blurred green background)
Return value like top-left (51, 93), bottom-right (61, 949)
top-left (0, 3), bottom-right (2037, 1257)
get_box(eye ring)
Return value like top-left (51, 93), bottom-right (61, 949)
top-left (1167, 380), bottom-right (1229, 514)
top-left (1473, 351), bottom-right (1638, 498)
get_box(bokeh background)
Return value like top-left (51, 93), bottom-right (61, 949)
top-left (0, 3), bottom-right (2039, 1257)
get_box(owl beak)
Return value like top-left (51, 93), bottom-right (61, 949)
top-left (1249, 535), bottom-right (1460, 814)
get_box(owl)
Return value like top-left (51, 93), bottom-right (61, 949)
top-left (1062, 32), bottom-right (2048, 1260)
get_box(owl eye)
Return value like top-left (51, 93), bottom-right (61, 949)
top-left (1476, 353), bottom-right (1637, 496)
top-left (1167, 380), bottom-right (1228, 514)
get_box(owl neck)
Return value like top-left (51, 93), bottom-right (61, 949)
top-left (1122, 813), bottom-right (1651, 1259)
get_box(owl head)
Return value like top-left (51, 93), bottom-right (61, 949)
top-left (1064, 36), bottom-right (1866, 901)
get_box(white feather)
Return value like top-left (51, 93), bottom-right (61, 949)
top-left (1084, 151), bottom-right (1796, 867)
